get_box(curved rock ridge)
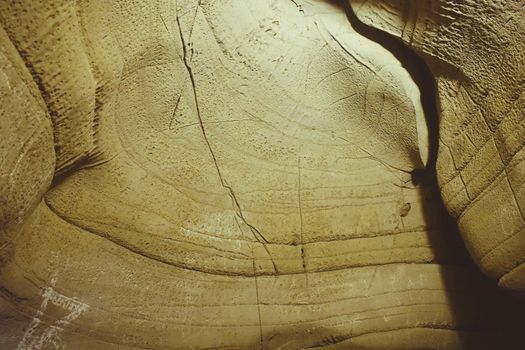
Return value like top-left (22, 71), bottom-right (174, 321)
top-left (0, 0), bottom-right (523, 349)
top-left (349, 0), bottom-right (525, 293)
top-left (44, 0), bottom-right (432, 277)
top-left (0, 26), bottom-right (55, 237)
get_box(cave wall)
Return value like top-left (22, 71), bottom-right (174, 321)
top-left (350, 0), bottom-right (525, 292)
top-left (0, 0), bottom-right (524, 349)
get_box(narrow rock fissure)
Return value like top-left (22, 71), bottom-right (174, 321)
top-left (335, 0), bottom-right (478, 268)
top-left (338, 0), bottom-right (440, 176)
top-left (174, 4), bottom-right (278, 274)
top-left (297, 157), bottom-right (309, 288)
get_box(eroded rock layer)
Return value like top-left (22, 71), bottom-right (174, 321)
top-left (0, 0), bottom-right (524, 349)
top-left (350, 0), bottom-right (525, 293)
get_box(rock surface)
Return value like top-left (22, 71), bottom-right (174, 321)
top-left (350, 0), bottom-right (525, 293)
top-left (0, 0), bottom-right (523, 349)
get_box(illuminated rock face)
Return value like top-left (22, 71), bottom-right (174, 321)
top-left (0, 1), bottom-right (523, 349)
top-left (350, 0), bottom-right (525, 297)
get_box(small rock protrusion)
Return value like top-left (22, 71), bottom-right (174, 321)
top-left (400, 202), bottom-right (411, 217)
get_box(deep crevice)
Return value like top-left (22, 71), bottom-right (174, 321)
top-left (335, 0), bottom-right (440, 174)
top-left (330, 0), bottom-right (469, 265)
top-left (328, 2), bottom-right (525, 349)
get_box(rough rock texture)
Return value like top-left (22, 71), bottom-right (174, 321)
top-left (0, 0), bottom-right (524, 349)
top-left (0, 27), bottom-right (55, 238)
top-left (350, 0), bottom-right (525, 293)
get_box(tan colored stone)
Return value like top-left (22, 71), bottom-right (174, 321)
top-left (350, 0), bottom-right (525, 293)
top-left (0, 0), bottom-right (524, 349)
top-left (0, 26), bottom-right (55, 236)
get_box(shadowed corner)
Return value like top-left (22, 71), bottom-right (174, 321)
top-left (314, 0), bottom-right (525, 348)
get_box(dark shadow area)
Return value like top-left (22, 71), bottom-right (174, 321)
top-left (325, 0), bottom-right (525, 348)
top-left (335, 0), bottom-right (440, 170)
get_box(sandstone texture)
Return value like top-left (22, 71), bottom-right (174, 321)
top-left (351, 0), bottom-right (525, 293)
top-left (0, 0), bottom-right (524, 349)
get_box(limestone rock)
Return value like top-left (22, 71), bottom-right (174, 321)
top-left (0, 0), bottom-right (524, 349)
top-left (350, 0), bottom-right (525, 293)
